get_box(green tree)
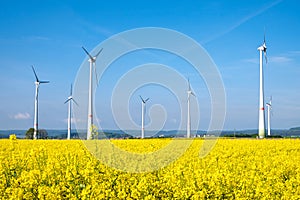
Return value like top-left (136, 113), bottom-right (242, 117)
top-left (25, 128), bottom-right (48, 139)
top-left (25, 128), bottom-right (34, 139)
top-left (38, 129), bottom-right (48, 139)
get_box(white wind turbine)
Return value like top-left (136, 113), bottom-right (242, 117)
top-left (82, 46), bottom-right (103, 140)
top-left (31, 66), bottom-right (49, 140)
top-left (257, 34), bottom-right (268, 139)
top-left (266, 96), bottom-right (272, 137)
top-left (187, 78), bottom-right (196, 138)
top-left (64, 84), bottom-right (78, 140)
top-left (140, 95), bottom-right (149, 139)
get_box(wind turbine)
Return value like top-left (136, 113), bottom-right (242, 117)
top-left (257, 33), bottom-right (267, 138)
top-left (82, 46), bottom-right (103, 140)
top-left (31, 66), bottom-right (49, 140)
top-left (187, 78), bottom-right (196, 138)
top-left (140, 95), bottom-right (149, 139)
top-left (266, 96), bottom-right (272, 137)
top-left (64, 84), bottom-right (78, 140)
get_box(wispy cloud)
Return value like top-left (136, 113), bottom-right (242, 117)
top-left (243, 58), bottom-right (258, 64)
top-left (63, 117), bottom-right (81, 124)
top-left (170, 118), bottom-right (177, 124)
top-left (76, 17), bottom-right (114, 38)
top-left (12, 112), bottom-right (30, 120)
top-left (270, 56), bottom-right (292, 63)
top-left (62, 117), bottom-right (99, 124)
top-left (203, 0), bottom-right (283, 44)
top-left (243, 54), bottom-right (294, 65)
top-left (288, 51), bottom-right (300, 56)
top-left (22, 35), bottom-right (50, 42)
top-left (30, 36), bottom-right (50, 41)
top-left (0, 35), bottom-right (50, 45)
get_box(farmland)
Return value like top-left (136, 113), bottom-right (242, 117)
top-left (1, 138), bottom-right (300, 199)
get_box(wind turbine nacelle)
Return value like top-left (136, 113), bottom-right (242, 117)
top-left (263, 44), bottom-right (267, 50)
top-left (257, 46), bottom-right (265, 51)
top-left (88, 58), bottom-right (96, 63)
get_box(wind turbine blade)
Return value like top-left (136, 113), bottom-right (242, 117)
top-left (64, 99), bottom-right (70, 104)
top-left (139, 95), bottom-right (145, 103)
top-left (264, 26), bottom-right (267, 45)
top-left (42, 80), bottom-right (49, 83)
top-left (31, 65), bottom-right (39, 82)
top-left (73, 99), bottom-right (79, 106)
top-left (188, 78), bottom-right (191, 91)
top-left (145, 98), bottom-right (149, 102)
top-left (70, 84), bottom-right (73, 96)
top-left (187, 78), bottom-right (196, 97)
top-left (82, 46), bottom-right (93, 60)
top-left (264, 51), bottom-right (268, 64)
top-left (93, 63), bottom-right (99, 86)
top-left (263, 28), bottom-right (268, 64)
top-left (95, 48), bottom-right (103, 58)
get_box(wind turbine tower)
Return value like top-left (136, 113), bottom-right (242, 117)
top-left (266, 96), bottom-right (272, 137)
top-left (82, 47), bottom-right (103, 140)
top-left (257, 34), bottom-right (267, 139)
top-left (31, 66), bottom-right (49, 140)
top-left (65, 84), bottom-right (78, 140)
top-left (187, 79), bottom-right (196, 138)
top-left (140, 96), bottom-right (149, 139)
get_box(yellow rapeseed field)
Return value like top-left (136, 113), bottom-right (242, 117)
top-left (1, 138), bottom-right (300, 199)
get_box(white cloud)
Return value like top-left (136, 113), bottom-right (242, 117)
top-left (170, 118), bottom-right (177, 124)
top-left (24, 35), bottom-right (50, 42)
top-left (269, 56), bottom-right (292, 64)
top-left (13, 112), bottom-right (30, 120)
top-left (63, 117), bottom-right (85, 124)
top-left (243, 55), bottom-right (293, 65)
top-left (63, 117), bottom-right (75, 123)
top-left (243, 58), bottom-right (258, 64)
top-left (288, 51), bottom-right (300, 56)
top-left (202, 0), bottom-right (283, 44)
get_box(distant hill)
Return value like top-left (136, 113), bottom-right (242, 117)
top-left (220, 128), bottom-right (300, 138)
top-left (289, 127), bottom-right (300, 131)
top-left (0, 130), bottom-right (26, 139)
top-left (287, 127), bottom-right (300, 137)
top-left (1, 127), bottom-right (300, 139)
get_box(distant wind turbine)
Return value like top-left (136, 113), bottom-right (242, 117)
top-left (187, 78), bottom-right (196, 138)
top-left (140, 96), bottom-right (149, 139)
top-left (266, 96), bottom-right (272, 137)
top-left (257, 33), bottom-right (268, 138)
top-left (82, 46), bottom-right (103, 140)
top-left (31, 66), bottom-right (49, 140)
top-left (64, 84), bottom-right (78, 140)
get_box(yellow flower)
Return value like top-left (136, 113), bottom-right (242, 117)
top-left (0, 139), bottom-right (300, 199)
top-left (9, 134), bottom-right (17, 140)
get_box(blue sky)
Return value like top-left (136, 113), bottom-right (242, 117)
top-left (0, 0), bottom-right (299, 131)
